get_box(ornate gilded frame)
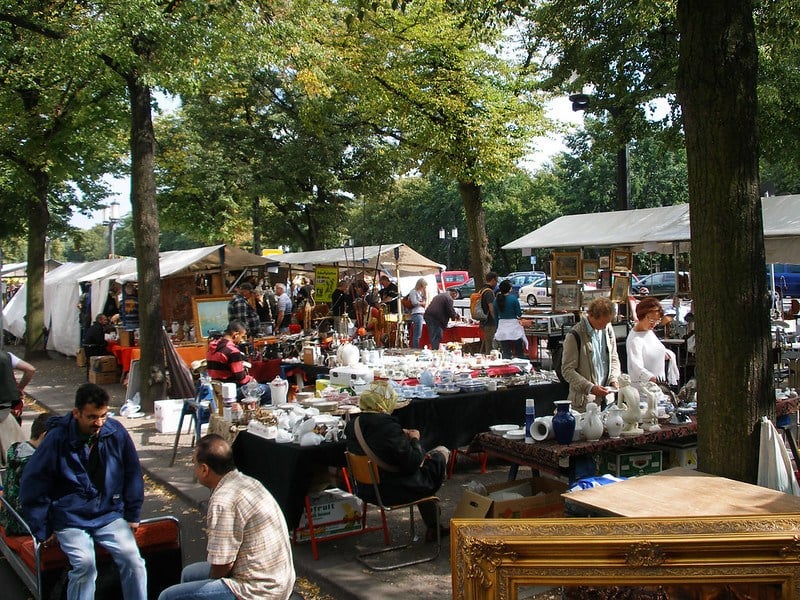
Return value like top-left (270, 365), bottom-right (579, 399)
top-left (452, 515), bottom-right (800, 600)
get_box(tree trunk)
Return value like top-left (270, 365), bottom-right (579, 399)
top-left (677, 0), bottom-right (771, 483)
top-left (129, 78), bottom-right (166, 412)
top-left (24, 170), bottom-right (50, 360)
top-left (458, 181), bottom-right (491, 288)
top-left (252, 196), bottom-right (261, 256)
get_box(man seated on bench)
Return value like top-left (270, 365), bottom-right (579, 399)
top-left (20, 383), bottom-right (148, 600)
top-left (0, 412), bottom-right (54, 534)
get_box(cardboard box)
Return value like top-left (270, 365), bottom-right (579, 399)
top-left (598, 447), bottom-right (662, 478)
top-left (90, 355), bottom-right (118, 373)
top-left (454, 477), bottom-right (568, 520)
top-left (655, 441), bottom-right (698, 470)
top-left (76, 348), bottom-right (87, 368)
top-left (118, 329), bottom-right (135, 347)
top-left (89, 370), bottom-right (119, 385)
top-left (295, 488), bottom-right (363, 541)
top-left (154, 399), bottom-right (193, 434)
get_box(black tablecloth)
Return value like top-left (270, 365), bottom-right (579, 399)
top-left (395, 381), bottom-right (567, 449)
top-left (232, 432), bottom-right (346, 530)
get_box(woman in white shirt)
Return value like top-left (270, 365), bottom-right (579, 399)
top-left (626, 296), bottom-right (678, 393)
top-left (409, 278), bottom-right (428, 348)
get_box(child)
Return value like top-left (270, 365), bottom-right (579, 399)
top-left (1, 412), bottom-right (54, 535)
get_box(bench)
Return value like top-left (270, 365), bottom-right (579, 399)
top-left (0, 495), bottom-right (183, 600)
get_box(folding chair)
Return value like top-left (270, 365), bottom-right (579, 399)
top-left (344, 451), bottom-right (441, 571)
top-left (169, 392), bottom-right (215, 467)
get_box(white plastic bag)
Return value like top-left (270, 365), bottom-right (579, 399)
top-left (758, 416), bottom-right (800, 496)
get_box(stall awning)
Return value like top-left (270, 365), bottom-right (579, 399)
top-left (117, 245), bottom-right (274, 282)
top-left (269, 244), bottom-right (444, 276)
top-left (502, 194), bottom-right (800, 263)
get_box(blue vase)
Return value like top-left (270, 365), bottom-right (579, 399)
top-left (552, 400), bottom-right (576, 445)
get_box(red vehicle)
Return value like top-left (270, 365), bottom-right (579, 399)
top-left (435, 270), bottom-right (470, 290)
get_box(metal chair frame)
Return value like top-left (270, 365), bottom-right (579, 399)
top-left (344, 451), bottom-right (441, 571)
top-left (169, 387), bottom-right (215, 467)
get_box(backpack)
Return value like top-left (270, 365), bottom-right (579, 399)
top-left (553, 329), bottom-right (580, 383)
top-left (470, 287), bottom-right (492, 321)
top-left (401, 294), bottom-right (413, 310)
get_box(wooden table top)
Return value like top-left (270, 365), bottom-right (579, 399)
top-left (564, 467), bottom-right (800, 517)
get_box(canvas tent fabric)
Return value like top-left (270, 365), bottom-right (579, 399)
top-left (502, 194), bottom-right (800, 263)
top-left (117, 244), bottom-right (273, 282)
top-left (268, 244), bottom-right (443, 277)
top-left (3, 245), bottom-right (270, 357)
top-left (3, 258), bottom-right (136, 356)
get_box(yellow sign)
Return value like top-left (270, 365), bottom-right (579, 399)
top-left (314, 267), bottom-right (338, 303)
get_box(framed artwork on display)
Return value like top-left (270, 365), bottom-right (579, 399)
top-left (553, 282), bottom-right (582, 312)
top-left (192, 295), bottom-right (232, 341)
top-left (581, 260), bottom-right (598, 283)
top-left (451, 516), bottom-right (800, 600)
top-left (599, 255), bottom-right (610, 269)
top-left (552, 252), bottom-right (581, 280)
top-left (610, 275), bottom-right (630, 303)
top-left (611, 249), bottom-right (633, 272)
top-left (599, 270), bottom-right (611, 289)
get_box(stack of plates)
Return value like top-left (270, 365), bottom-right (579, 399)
top-left (435, 384), bottom-right (461, 395)
top-left (459, 380), bottom-right (487, 393)
top-left (489, 424), bottom-right (518, 435)
top-left (502, 429), bottom-right (526, 441)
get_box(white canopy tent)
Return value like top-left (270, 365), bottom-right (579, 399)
top-left (503, 194), bottom-right (800, 264)
top-left (269, 244), bottom-right (444, 295)
top-left (117, 244), bottom-right (274, 282)
top-left (3, 245), bottom-right (272, 356)
top-left (3, 258), bottom-right (136, 356)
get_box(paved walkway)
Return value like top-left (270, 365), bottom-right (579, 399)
top-left (19, 347), bottom-right (513, 600)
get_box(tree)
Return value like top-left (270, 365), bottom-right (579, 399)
top-left (0, 11), bottom-right (128, 359)
top-left (337, 0), bottom-right (547, 286)
top-left (677, 1), bottom-right (771, 483)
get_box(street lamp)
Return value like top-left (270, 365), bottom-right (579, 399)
top-left (439, 226), bottom-right (458, 269)
top-left (569, 93), bottom-right (631, 211)
top-left (102, 201), bottom-right (120, 258)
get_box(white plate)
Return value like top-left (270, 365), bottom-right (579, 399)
top-left (314, 415), bottom-right (340, 426)
top-left (490, 424), bottom-right (518, 434)
top-left (503, 430), bottom-right (525, 440)
top-left (437, 387), bottom-right (461, 395)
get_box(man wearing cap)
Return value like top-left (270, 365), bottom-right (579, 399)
top-left (228, 283), bottom-right (261, 337)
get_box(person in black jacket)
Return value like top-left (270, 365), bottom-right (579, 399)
top-left (344, 382), bottom-right (449, 542)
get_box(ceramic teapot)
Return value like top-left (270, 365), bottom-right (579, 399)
top-left (268, 376), bottom-right (288, 405)
top-left (336, 342), bottom-right (359, 366)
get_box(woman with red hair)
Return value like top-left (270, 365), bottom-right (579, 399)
top-left (626, 297), bottom-right (679, 393)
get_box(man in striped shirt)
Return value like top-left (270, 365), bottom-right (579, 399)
top-left (158, 435), bottom-right (295, 600)
top-left (205, 321), bottom-right (268, 403)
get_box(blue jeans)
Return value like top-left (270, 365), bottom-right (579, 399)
top-left (56, 517), bottom-right (147, 600)
top-left (424, 319), bottom-right (443, 350)
top-left (158, 562), bottom-right (236, 600)
top-left (411, 313), bottom-right (425, 348)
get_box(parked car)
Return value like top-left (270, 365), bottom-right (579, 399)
top-left (435, 270), bottom-right (470, 290)
top-left (450, 277), bottom-right (476, 299)
top-left (769, 264), bottom-right (800, 298)
top-left (519, 276), bottom-right (553, 307)
top-left (503, 272), bottom-right (545, 297)
top-left (629, 271), bottom-right (691, 296)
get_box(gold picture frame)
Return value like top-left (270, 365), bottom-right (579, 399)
top-left (192, 295), bottom-right (232, 341)
top-left (553, 282), bottom-right (581, 312)
top-left (611, 248), bottom-right (633, 272)
top-left (610, 275), bottom-right (630, 303)
top-left (581, 259), bottom-right (598, 283)
top-left (451, 515), bottom-right (800, 600)
top-left (552, 251), bottom-right (581, 280)
top-left (598, 255), bottom-right (610, 269)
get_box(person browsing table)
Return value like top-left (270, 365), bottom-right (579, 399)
top-left (626, 296), bottom-right (679, 395)
top-left (227, 283), bottom-right (261, 337)
top-left (423, 289), bottom-right (459, 350)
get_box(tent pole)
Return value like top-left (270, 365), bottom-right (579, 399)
top-left (673, 241), bottom-right (679, 296)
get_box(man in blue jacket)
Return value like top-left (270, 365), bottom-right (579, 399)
top-left (20, 383), bottom-right (147, 600)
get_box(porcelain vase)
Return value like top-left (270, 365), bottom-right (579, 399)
top-left (582, 401), bottom-right (604, 441)
top-left (604, 406), bottom-right (625, 439)
top-left (552, 400), bottom-right (576, 445)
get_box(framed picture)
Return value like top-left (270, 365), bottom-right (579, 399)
top-left (552, 251), bottom-right (581, 280)
top-left (192, 295), bottom-right (232, 341)
top-left (553, 282), bottom-right (582, 312)
top-left (599, 255), bottom-right (610, 269)
top-left (610, 275), bottom-right (630, 303)
top-left (581, 259), bottom-right (598, 283)
top-left (452, 515), bottom-right (800, 600)
top-left (611, 248), bottom-right (633, 272)
top-left (599, 270), bottom-right (611, 289)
